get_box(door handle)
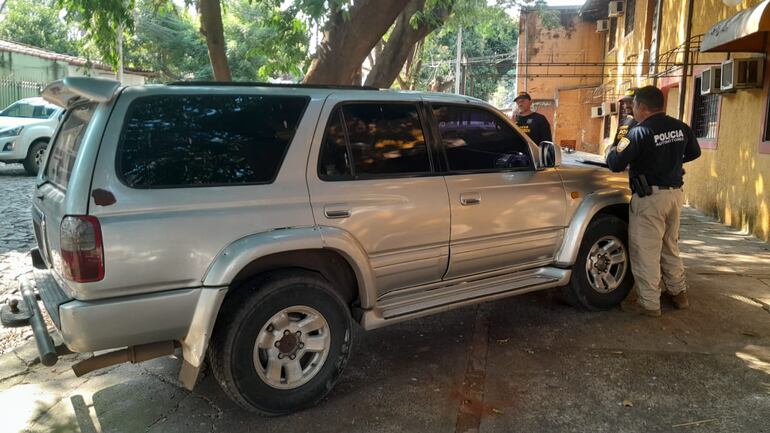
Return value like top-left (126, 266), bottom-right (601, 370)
top-left (324, 207), bottom-right (351, 219)
top-left (460, 193), bottom-right (481, 206)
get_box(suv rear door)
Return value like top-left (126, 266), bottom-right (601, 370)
top-left (307, 93), bottom-right (451, 297)
top-left (34, 99), bottom-right (106, 290)
top-left (429, 102), bottom-right (567, 279)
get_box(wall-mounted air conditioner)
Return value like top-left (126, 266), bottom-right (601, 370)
top-left (700, 66), bottom-right (722, 95)
top-left (609, 1), bottom-right (625, 17)
top-left (602, 102), bottom-right (618, 115)
top-left (591, 106), bottom-right (604, 118)
top-left (596, 20), bottom-right (609, 32)
top-left (720, 58), bottom-right (764, 92)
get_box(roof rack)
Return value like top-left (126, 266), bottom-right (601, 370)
top-left (166, 81), bottom-right (381, 91)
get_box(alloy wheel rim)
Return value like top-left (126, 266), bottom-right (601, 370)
top-left (34, 146), bottom-right (46, 169)
top-left (584, 235), bottom-right (628, 294)
top-left (253, 305), bottom-right (331, 390)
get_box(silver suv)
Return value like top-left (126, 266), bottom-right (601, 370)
top-left (3, 77), bottom-right (632, 415)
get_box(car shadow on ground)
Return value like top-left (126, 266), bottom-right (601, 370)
top-left (22, 283), bottom-right (770, 433)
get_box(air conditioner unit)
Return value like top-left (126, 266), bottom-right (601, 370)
top-left (721, 58), bottom-right (764, 91)
top-left (609, 1), bottom-right (625, 17)
top-left (602, 102), bottom-right (618, 115)
top-left (596, 20), bottom-right (609, 32)
top-left (591, 106), bottom-right (604, 118)
top-left (700, 66), bottom-right (722, 95)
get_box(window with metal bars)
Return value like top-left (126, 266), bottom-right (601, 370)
top-left (765, 88), bottom-right (770, 142)
top-left (603, 116), bottom-right (612, 139)
top-left (624, 0), bottom-right (636, 36)
top-left (692, 77), bottom-right (719, 140)
top-left (608, 18), bottom-right (618, 51)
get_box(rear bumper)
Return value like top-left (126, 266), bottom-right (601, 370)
top-left (33, 266), bottom-right (220, 353)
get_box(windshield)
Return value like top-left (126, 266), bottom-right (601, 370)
top-left (0, 101), bottom-right (59, 119)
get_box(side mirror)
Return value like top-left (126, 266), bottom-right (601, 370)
top-left (538, 141), bottom-right (561, 168)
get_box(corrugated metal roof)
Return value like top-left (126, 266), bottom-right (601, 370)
top-left (0, 39), bottom-right (155, 76)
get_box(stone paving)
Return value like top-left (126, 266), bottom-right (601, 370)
top-left (0, 163), bottom-right (38, 353)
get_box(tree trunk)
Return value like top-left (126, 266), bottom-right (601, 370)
top-left (304, 0), bottom-right (411, 85)
top-left (198, 0), bottom-right (231, 81)
top-left (364, 0), bottom-right (450, 88)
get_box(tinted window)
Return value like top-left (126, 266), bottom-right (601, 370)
top-left (1, 101), bottom-right (58, 119)
top-left (318, 110), bottom-right (352, 179)
top-left (319, 103), bottom-right (430, 179)
top-left (433, 105), bottom-right (532, 172)
top-left (118, 95), bottom-right (307, 188)
top-left (46, 102), bottom-right (97, 189)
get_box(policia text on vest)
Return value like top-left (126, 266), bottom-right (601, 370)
top-left (606, 113), bottom-right (700, 191)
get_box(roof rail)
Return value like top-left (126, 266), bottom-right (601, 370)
top-left (166, 81), bottom-right (381, 91)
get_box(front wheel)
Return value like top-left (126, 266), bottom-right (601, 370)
top-left (208, 271), bottom-right (352, 415)
top-left (562, 214), bottom-right (634, 311)
top-left (23, 140), bottom-right (48, 175)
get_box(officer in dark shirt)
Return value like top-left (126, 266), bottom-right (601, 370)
top-left (607, 85), bottom-right (701, 317)
top-left (513, 92), bottom-right (552, 145)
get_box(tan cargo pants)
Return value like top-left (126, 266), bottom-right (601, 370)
top-left (629, 187), bottom-right (687, 310)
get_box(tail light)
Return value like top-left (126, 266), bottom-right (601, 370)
top-left (60, 216), bottom-right (104, 282)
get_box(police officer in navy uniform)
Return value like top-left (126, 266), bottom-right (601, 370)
top-left (513, 92), bottom-right (552, 145)
top-left (606, 85), bottom-right (701, 317)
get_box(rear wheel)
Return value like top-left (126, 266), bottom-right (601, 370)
top-left (23, 140), bottom-right (47, 175)
top-left (562, 214), bottom-right (633, 311)
top-left (208, 271), bottom-right (352, 415)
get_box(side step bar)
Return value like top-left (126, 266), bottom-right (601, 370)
top-left (361, 267), bottom-right (571, 330)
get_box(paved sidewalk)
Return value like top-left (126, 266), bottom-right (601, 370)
top-left (0, 164), bottom-right (37, 354)
top-left (1, 207), bottom-right (769, 433)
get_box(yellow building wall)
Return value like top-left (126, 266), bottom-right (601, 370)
top-left (599, 0), bottom-right (657, 156)
top-left (593, 0), bottom-right (770, 241)
top-left (517, 9), bottom-right (604, 150)
top-left (656, 0), bottom-right (770, 241)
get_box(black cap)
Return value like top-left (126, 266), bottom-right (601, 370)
top-left (514, 92), bottom-right (532, 102)
top-left (620, 88), bottom-right (636, 101)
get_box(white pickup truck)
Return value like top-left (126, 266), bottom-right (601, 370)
top-left (0, 97), bottom-right (63, 175)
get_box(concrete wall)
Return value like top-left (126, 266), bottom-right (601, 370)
top-left (0, 51), bottom-right (146, 86)
top-left (516, 8), bottom-right (604, 150)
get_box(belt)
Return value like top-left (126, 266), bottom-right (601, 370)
top-left (653, 185), bottom-right (681, 190)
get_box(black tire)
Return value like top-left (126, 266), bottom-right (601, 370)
top-left (208, 270), bottom-right (352, 415)
top-left (23, 140), bottom-right (47, 175)
top-left (562, 214), bottom-right (634, 311)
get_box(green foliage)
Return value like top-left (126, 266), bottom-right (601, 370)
top-left (56, 0), bottom-right (136, 67)
top-left (223, 0), bottom-right (309, 81)
top-left (123, 1), bottom-right (212, 81)
top-left (414, 2), bottom-right (518, 101)
top-left (0, 0), bottom-right (80, 55)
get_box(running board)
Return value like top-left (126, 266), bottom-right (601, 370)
top-left (361, 267), bottom-right (571, 330)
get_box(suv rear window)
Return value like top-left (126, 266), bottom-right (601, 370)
top-left (118, 94), bottom-right (308, 188)
top-left (46, 102), bottom-right (97, 189)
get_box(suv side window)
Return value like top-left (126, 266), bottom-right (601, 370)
top-left (46, 102), bottom-right (97, 189)
top-left (432, 104), bottom-right (532, 172)
top-left (118, 94), bottom-right (308, 188)
top-left (319, 103), bottom-right (431, 179)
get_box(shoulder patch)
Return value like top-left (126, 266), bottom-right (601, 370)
top-left (617, 137), bottom-right (631, 152)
